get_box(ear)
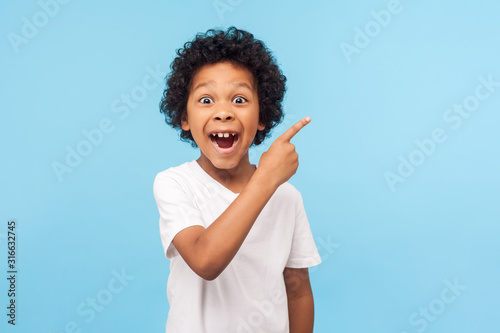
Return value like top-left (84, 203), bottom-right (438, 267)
top-left (181, 112), bottom-right (190, 131)
top-left (257, 122), bottom-right (265, 131)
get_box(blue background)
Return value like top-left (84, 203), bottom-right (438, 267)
top-left (1, 0), bottom-right (499, 332)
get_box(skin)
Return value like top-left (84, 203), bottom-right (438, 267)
top-left (284, 267), bottom-right (315, 332)
top-left (176, 61), bottom-right (314, 332)
top-left (181, 61), bottom-right (264, 193)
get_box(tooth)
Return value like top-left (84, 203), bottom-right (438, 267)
top-left (218, 133), bottom-right (223, 138)
top-left (223, 133), bottom-right (229, 138)
top-left (231, 133), bottom-right (235, 136)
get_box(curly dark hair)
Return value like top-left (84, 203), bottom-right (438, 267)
top-left (159, 26), bottom-right (287, 147)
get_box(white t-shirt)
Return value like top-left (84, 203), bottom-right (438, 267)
top-left (153, 160), bottom-right (321, 333)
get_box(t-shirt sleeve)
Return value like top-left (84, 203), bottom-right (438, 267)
top-left (153, 172), bottom-right (205, 259)
top-left (285, 191), bottom-right (322, 268)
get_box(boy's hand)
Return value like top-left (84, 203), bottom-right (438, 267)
top-left (257, 117), bottom-right (311, 188)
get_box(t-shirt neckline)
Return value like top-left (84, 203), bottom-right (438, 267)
top-left (188, 160), bottom-right (241, 198)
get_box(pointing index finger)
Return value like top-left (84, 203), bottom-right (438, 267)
top-left (280, 117), bottom-right (311, 141)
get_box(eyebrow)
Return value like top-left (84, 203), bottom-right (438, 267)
top-left (192, 81), bottom-right (253, 92)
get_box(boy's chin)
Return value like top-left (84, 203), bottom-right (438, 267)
top-left (200, 149), bottom-right (249, 171)
top-left (207, 156), bottom-right (242, 170)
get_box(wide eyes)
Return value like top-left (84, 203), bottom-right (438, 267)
top-left (198, 96), bottom-right (247, 104)
top-left (233, 96), bottom-right (247, 104)
top-left (200, 97), bottom-right (213, 104)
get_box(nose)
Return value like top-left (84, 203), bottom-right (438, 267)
top-left (213, 107), bottom-right (234, 122)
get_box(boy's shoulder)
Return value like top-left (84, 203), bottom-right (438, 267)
top-left (273, 181), bottom-right (304, 207)
top-left (155, 160), bottom-right (194, 178)
top-left (153, 161), bottom-right (198, 190)
top-left (277, 181), bottom-right (300, 195)
top-left (154, 161), bottom-right (304, 204)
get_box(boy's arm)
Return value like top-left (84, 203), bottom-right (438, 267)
top-left (172, 117), bottom-right (311, 281)
top-left (284, 267), bottom-right (314, 333)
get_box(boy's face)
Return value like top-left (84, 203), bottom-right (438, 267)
top-left (182, 62), bottom-right (264, 171)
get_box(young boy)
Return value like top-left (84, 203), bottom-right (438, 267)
top-left (153, 26), bottom-right (321, 332)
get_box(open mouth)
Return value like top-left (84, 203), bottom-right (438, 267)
top-left (209, 132), bottom-right (239, 149)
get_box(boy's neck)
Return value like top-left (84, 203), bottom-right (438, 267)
top-left (196, 153), bottom-right (257, 193)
